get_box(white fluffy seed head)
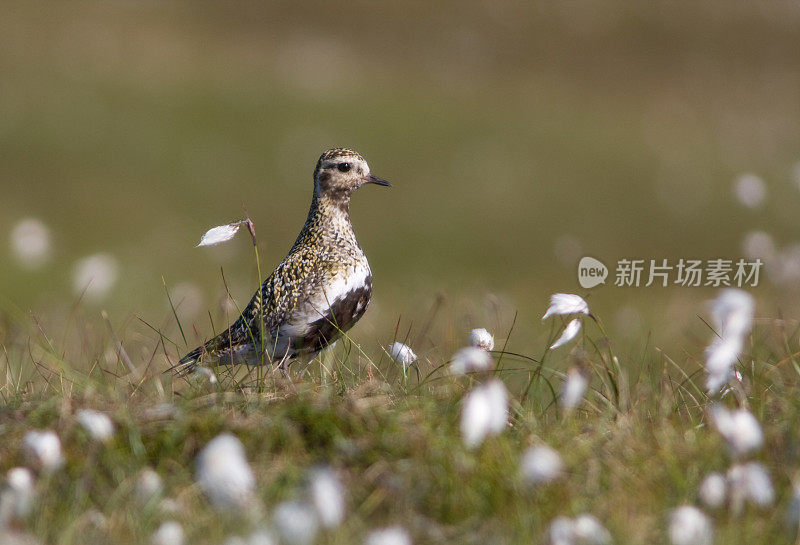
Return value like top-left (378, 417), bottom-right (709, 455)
top-left (197, 223), bottom-right (242, 247)
top-left (76, 409), bottom-right (115, 442)
top-left (705, 336), bottom-right (743, 394)
top-left (709, 405), bottom-right (763, 458)
top-left (72, 253), bottom-right (119, 302)
top-left (542, 293), bottom-right (590, 321)
top-left (364, 526), bottom-right (412, 545)
top-left (547, 516), bottom-right (575, 545)
top-left (10, 218), bottom-right (52, 269)
top-left (546, 514), bottom-right (610, 545)
top-left (135, 468), bottom-right (164, 504)
top-left (450, 346), bottom-right (492, 375)
top-left (572, 514), bottom-right (611, 545)
top-left (273, 501), bottom-right (319, 545)
top-left (709, 289), bottom-right (754, 341)
top-left (727, 462), bottom-right (774, 508)
top-left (469, 328), bottom-right (495, 351)
top-left (460, 380), bottom-right (509, 449)
top-left (550, 319), bottom-right (582, 350)
top-left (309, 467), bottom-right (346, 529)
top-left (698, 473), bottom-right (726, 509)
top-left (0, 467), bottom-right (35, 523)
top-left (195, 433), bottom-right (256, 511)
top-left (387, 342), bottom-right (417, 368)
top-left (521, 445), bottom-right (564, 486)
top-left (704, 289), bottom-right (754, 395)
top-left (560, 367), bottom-right (588, 411)
top-left (742, 230), bottom-right (775, 261)
top-left (668, 506), bottom-right (713, 545)
top-left (23, 430), bottom-right (64, 473)
top-left (733, 173), bottom-right (767, 209)
top-left (151, 521), bottom-right (184, 545)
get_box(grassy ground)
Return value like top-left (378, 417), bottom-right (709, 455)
top-left (2, 290), bottom-right (800, 544)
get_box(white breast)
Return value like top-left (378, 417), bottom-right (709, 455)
top-left (276, 260), bottom-right (372, 340)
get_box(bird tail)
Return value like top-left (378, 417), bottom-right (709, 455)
top-left (171, 345), bottom-right (206, 376)
top-left (171, 328), bottom-right (235, 376)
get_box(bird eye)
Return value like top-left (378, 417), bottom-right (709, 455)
top-left (337, 162), bottom-right (352, 173)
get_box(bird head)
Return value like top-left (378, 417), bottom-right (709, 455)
top-left (313, 148), bottom-right (391, 199)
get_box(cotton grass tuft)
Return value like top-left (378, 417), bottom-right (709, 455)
top-left (195, 433), bottom-right (256, 512)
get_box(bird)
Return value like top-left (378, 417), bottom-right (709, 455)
top-left (175, 147), bottom-right (390, 374)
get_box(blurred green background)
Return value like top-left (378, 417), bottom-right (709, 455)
top-left (2, 1), bottom-right (800, 359)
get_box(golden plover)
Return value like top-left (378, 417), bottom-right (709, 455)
top-left (177, 148), bottom-right (390, 373)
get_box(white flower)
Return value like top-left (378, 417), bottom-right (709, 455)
top-left (733, 173), bottom-right (767, 209)
top-left (668, 506), bottom-right (713, 545)
top-left (521, 445), bottom-right (564, 486)
top-left (76, 409), bottom-right (115, 442)
top-left (135, 468), bottom-right (164, 504)
top-left (560, 367), bottom-right (588, 411)
top-left (309, 467), bottom-right (345, 529)
top-left (698, 472), bottom-right (726, 509)
top-left (197, 223), bottom-right (242, 247)
top-left (195, 433), bottom-right (256, 511)
top-left (550, 319), bottom-right (582, 349)
top-left (460, 380), bottom-right (508, 449)
top-left (450, 347), bottom-right (492, 375)
top-left (709, 289), bottom-right (754, 340)
top-left (273, 501), bottom-right (318, 545)
top-left (572, 514), bottom-right (611, 545)
top-left (364, 526), bottom-right (412, 545)
top-left (546, 515), bottom-right (610, 545)
top-left (10, 218), bottom-right (51, 269)
top-left (547, 516), bottom-right (575, 545)
top-left (469, 328), bottom-right (494, 351)
top-left (151, 521), bottom-right (184, 545)
top-left (727, 462), bottom-right (774, 508)
top-left (705, 336), bottom-right (743, 394)
top-left (0, 467), bottom-right (35, 523)
top-left (387, 342), bottom-right (417, 368)
top-left (72, 253), bottom-right (119, 302)
top-left (742, 231), bottom-right (775, 260)
top-left (704, 289), bottom-right (754, 394)
top-left (23, 430), bottom-right (64, 472)
top-left (709, 405), bottom-right (763, 458)
top-left (542, 294), bottom-right (590, 321)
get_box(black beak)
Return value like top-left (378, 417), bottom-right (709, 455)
top-left (366, 173), bottom-right (392, 187)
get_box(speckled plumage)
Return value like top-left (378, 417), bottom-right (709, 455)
top-left (177, 148), bottom-right (390, 373)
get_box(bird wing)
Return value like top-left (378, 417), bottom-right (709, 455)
top-left (173, 248), bottom-right (321, 374)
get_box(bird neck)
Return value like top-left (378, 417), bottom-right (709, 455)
top-left (308, 190), bottom-right (352, 223)
top-left (294, 190), bottom-right (357, 248)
